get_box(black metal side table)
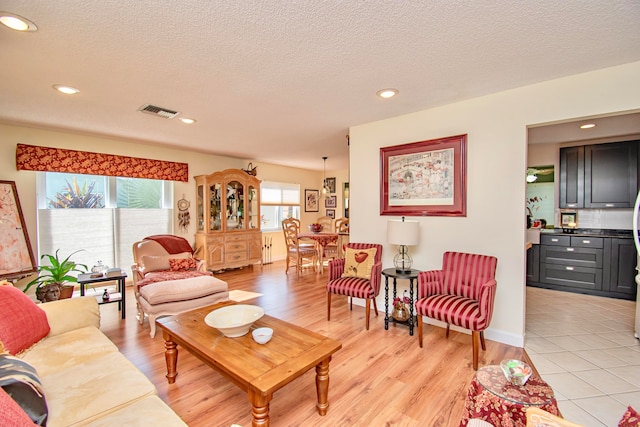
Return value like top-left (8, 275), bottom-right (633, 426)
top-left (382, 268), bottom-right (420, 335)
top-left (77, 271), bottom-right (127, 319)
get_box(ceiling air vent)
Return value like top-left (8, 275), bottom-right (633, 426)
top-left (138, 104), bottom-right (179, 119)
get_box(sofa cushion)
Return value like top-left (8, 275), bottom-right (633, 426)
top-left (0, 286), bottom-right (50, 355)
top-left (341, 247), bottom-right (377, 279)
top-left (139, 276), bottom-right (228, 305)
top-left (0, 354), bottom-right (48, 425)
top-left (169, 258), bottom-right (198, 271)
top-left (0, 387), bottom-right (35, 427)
top-left (20, 326), bottom-right (118, 378)
top-left (81, 395), bottom-right (187, 427)
top-left (141, 253), bottom-right (191, 274)
top-left (40, 351), bottom-right (157, 427)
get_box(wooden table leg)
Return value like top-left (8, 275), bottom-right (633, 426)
top-left (163, 331), bottom-right (178, 384)
top-left (315, 356), bottom-right (331, 415)
top-left (248, 388), bottom-right (270, 427)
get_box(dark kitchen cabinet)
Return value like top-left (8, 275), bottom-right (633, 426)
top-left (584, 141), bottom-right (638, 208)
top-left (608, 238), bottom-right (637, 298)
top-left (559, 140), bottom-right (638, 209)
top-left (559, 146), bottom-right (584, 208)
top-left (526, 244), bottom-right (539, 283)
top-left (527, 233), bottom-right (636, 300)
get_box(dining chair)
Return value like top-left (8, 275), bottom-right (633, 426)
top-left (309, 215), bottom-right (337, 268)
top-left (282, 218), bottom-right (318, 275)
top-left (334, 218), bottom-right (349, 258)
top-left (526, 407), bottom-right (585, 427)
top-left (326, 243), bottom-right (383, 330)
top-left (415, 251), bottom-right (498, 370)
top-left (316, 216), bottom-right (333, 232)
top-left (335, 217), bottom-right (349, 233)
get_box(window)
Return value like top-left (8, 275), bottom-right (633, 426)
top-left (37, 172), bottom-right (173, 275)
top-left (260, 181), bottom-right (300, 231)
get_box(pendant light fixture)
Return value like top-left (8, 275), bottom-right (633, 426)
top-left (322, 156), bottom-right (330, 194)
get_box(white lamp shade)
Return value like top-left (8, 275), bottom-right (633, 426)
top-left (387, 219), bottom-right (420, 246)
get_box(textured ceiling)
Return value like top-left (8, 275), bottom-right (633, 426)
top-left (1, 1), bottom-right (639, 171)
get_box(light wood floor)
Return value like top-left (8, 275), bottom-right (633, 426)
top-left (100, 261), bottom-right (527, 427)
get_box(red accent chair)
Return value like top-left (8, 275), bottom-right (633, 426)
top-left (415, 251), bottom-right (498, 370)
top-left (326, 243), bottom-right (383, 330)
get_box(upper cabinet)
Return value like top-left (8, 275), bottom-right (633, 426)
top-left (560, 140), bottom-right (638, 209)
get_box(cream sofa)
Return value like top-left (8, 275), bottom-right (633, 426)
top-left (18, 296), bottom-right (186, 427)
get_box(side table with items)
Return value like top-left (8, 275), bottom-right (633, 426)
top-left (77, 270), bottom-right (127, 319)
top-left (382, 268), bottom-right (420, 335)
top-left (460, 364), bottom-right (559, 427)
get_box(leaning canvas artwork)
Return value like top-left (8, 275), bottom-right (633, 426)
top-left (0, 181), bottom-right (36, 278)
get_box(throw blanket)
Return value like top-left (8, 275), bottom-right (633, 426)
top-left (136, 270), bottom-right (213, 289)
top-left (144, 234), bottom-right (193, 254)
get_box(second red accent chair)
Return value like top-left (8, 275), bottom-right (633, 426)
top-left (415, 251), bottom-right (498, 370)
top-left (326, 243), bottom-right (383, 330)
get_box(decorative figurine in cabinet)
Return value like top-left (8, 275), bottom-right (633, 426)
top-left (194, 169), bottom-right (262, 271)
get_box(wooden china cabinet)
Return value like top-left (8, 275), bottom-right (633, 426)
top-left (194, 169), bottom-right (262, 271)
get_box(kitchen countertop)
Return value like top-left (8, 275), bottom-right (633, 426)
top-left (539, 228), bottom-right (633, 238)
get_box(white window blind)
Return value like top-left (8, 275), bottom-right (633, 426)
top-left (261, 182), bottom-right (300, 206)
top-left (260, 181), bottom-right (300, 231)
top-left (37, 172), bottom-right (173, 275)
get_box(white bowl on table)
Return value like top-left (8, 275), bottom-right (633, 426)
top-left (204, 304), bottom-right (264, 338)
top-left (252, 327), bottom-right (273, 344)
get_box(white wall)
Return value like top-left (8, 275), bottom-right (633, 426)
top-left (0, 124), bottom-right (347, 277)
top-left (350, 61), bottom-right (640, 347)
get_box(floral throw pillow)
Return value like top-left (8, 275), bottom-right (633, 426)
top-left (619, 406), bottom-right (640, 427)
top-left (169, 258), bottom-right (198, 272)
top-left (341, 247), bottom-right (377, 279)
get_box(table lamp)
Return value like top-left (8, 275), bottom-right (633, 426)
top-left (387, 217), bottom-right (420, 273)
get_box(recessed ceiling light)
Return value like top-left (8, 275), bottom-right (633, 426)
top-left (0, 12), bottom-right (37, 32)
top-left (580, 123), bottom-right (596, 129)
top-left (376, 88), bottom-right (398, 99)
top-left (180, 118), bottom-right (196, 124)
top-left (52, 84), bottom-right (80, 95)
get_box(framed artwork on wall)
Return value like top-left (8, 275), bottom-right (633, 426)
top-left (326, 209), bottom-right (335, 219)
top-left (0, 180), bottom-right (36, 279)
top-left (380, 134), bottom-right (467, 217)
top-left (325, 195), bottom-right (337, 208)
top-left (325, 177), bottom-right (336, 194)
top-left (305, 189), bottom-right (319, 212)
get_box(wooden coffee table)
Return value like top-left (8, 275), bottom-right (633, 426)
top-left (156, 301), bottom-right (342, 427)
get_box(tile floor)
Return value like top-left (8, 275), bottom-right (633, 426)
top-left (526, 286), bottom-right (640, 426)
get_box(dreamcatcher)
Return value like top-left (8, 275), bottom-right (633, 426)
top-left (177, 196), bottom-right (190, 232)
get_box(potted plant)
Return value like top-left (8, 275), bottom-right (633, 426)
top-left (23, 249), bottom-right (87, 303)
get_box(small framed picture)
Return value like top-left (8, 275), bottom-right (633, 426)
top-left (305, 189), bottom-right (319, 212)
top-left (326, 177), bottom-right (336, 194)
top-left (560, 211), bottom-right (577, 228)
top-left (326, 209), bottom-right (335, 219)
top-left (325, 195), bottom-right (337, 208)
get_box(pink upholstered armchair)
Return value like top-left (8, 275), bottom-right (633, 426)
top-left (415, 251), bottom-right (498, 370)
top-left (326, 243), bottom-right (383, 330)
top-left (131, 235), bottom-right (228, 337)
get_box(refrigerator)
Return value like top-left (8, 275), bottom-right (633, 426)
top-left (633, 191), bottom-right (640, 338)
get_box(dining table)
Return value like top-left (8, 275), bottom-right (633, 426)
top-left (297, 231), bottom-right (339, 272)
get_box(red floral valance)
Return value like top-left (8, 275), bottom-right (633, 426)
top-left (15, 144), bottom-right (188, 182)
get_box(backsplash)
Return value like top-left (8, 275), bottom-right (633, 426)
top-left (574, 208), bottom-right (633, 230)
top-left (526, 181), bottom-right (634, 230)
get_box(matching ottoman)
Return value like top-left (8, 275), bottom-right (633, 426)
top-left (138, 275), bottom-right (229, 337)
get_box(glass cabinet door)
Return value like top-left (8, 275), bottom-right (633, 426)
top-left (248, 186), bottom-right (258, 229)
top-left (209, 182), bottom-right (222, 231)
top-left (197, 183), bottom-right (204, 231)
top-left (227, 180), bottom-right (243, 230)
